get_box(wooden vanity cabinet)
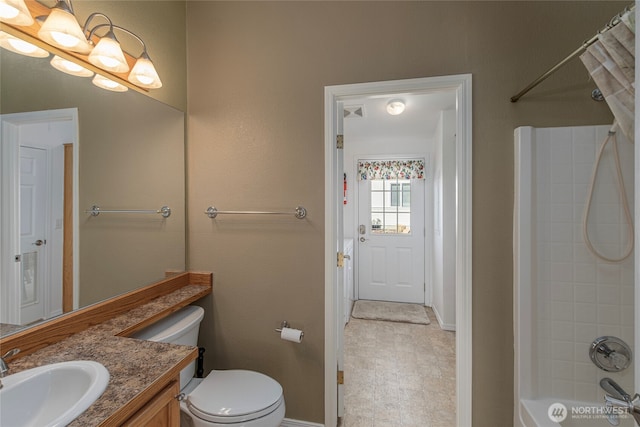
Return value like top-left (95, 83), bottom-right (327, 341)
top-left (122, 379), bottom-right (180, 426)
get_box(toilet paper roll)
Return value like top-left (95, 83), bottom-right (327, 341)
top-left (281, 327), bottom-right (304, 343)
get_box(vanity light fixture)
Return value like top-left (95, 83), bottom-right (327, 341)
top-left (2, 0), bottom-right (163, 92)
top-left (50, 55), bottom-right (93, 77)
top-left (0, 30), bottom-right (48, 57)
top-left (386, 99), bottom-right (406, 116)
top-left (37, 0), bottom-right (92, 53)
top-left (92, 73), bottom-right (127, 92)
top-left (0, 0), bottom-right (33, 26)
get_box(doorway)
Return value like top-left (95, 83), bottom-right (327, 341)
top-left (0, 108), bottom-right (79, 325)
top-left (324, 74), bottom-right (472, 426)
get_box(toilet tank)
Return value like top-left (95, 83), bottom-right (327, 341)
top-left (131, 305), bottom-right (205, 389)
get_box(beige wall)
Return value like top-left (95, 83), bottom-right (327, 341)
top-left (186, 2), bottom-right (622, 425)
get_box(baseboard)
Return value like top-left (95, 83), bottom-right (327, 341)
top-left (431, 305), bottom-right (456, 331)
top-left (281, 418), bottom-right (324, 427)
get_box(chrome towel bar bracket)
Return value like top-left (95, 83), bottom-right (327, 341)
top-left (204, 206), bottom-right (307, 219)
top-left (85, 205), bottom-right (171, 218)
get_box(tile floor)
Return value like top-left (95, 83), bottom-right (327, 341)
top-left (340, 307), bottom-right (456, 427)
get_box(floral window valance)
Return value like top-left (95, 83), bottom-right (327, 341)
top-left (357, 159), bottom-right (425, 180)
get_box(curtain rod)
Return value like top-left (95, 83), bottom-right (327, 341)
top-left (510, 4), bottom-right (635, 103)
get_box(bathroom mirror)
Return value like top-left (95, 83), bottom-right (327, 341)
top-left (0, 44), bottom-right (186, 335)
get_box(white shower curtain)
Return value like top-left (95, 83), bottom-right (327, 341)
top-left (580, 10), bottom-right (635, 141)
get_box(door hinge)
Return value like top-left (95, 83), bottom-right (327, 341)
top-left (337, 252), bottom-right (344, 268)
top-left (336, 134), bottom-right (344, 149)
top-left (337, 370), bottom-right (344, 385)
top-left (14, 255), bottom-right (21, 262)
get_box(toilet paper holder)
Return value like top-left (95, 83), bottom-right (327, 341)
top-left (275, 321), bottom-right (304, 339)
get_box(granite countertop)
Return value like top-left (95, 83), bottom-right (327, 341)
top-left (8, 284), bottom-right (209, 426)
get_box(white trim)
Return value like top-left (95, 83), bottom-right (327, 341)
top-left (281, 418), bottom-right (324, 427)
top-left (634, 0), bottom-right (639, 396)
top-left (431, 304), bottom-right (456, 332)
top-left (324, 74), bottom-right (472, 427)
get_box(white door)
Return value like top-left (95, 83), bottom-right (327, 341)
top-left (19, 146), bottom-right (48, 324)
top-left (358, 178), bottom-right (425, 303)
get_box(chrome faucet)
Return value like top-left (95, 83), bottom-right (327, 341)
top-left (600, 378), bottom-right (640, 426)
top-left (0, 348), bottom-right (20, 389)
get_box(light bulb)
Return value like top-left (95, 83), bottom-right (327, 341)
top-left (0, 31), bottom-right (49, 58)
top-left (37, 7), bottom-right (92, 54)
top-left (128, 55), bottom-right (162, 88)
top-left (88, 35), bottom-right (129, 73)
top-left (92, 74), bottom-right (127, 92)
top-left (0, 0), bottom-right (33, 26)
top-left (0, 3), bottom-right (18, 19)
top-left (50, 55), bottom-right (93, 77)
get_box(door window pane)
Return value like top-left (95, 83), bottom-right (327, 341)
top-left (370, 179), bottom-right (411, 234)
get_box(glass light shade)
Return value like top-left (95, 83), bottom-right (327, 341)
top-left (37, 7), bottom-right (92, 54)
top-left (128, 55), bottom-right (162, 88)
top-left (92, 74), bottom-right (127, 92)
top-left (0, 31), bottom-right (49, 57)
top-left (88, 35), bottom-right (129, 73)
top-left (50, 55), bottom-right (93, 77)
top-left (0, 0), bottom-right (34, 26)
top-left (386, 100), bottom-right (405, 115)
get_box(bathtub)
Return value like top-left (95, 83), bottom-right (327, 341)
top-left (514, 125), bottom-right (635, 427)
top-left (520, 398), bottom-right (634, 427)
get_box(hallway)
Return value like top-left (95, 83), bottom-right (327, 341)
top-left (341, 307), bottom-right (456, 427)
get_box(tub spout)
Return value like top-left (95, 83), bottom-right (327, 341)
top-left (600, 378), bottom-right (640, 426)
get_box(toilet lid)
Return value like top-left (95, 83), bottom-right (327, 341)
top-left (187, 370), bottom-right (284, 424)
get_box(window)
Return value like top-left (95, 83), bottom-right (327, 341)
top-left (371, 179), bottom-right (411, 234)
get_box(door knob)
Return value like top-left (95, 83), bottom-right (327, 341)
top-left (34, 239), bottom-right (45, 246)
top-left (359, 237), bottom-right (367, 242)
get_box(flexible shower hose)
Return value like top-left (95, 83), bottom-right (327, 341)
top-left (582, 123), bottom-right (634, 263)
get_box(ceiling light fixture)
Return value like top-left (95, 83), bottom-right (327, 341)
top-left (0, 0), bottom-right (33, 26)
top-left (0, 31), bottom-right (49, 57)
top-left (386, 99), bottom-right (406, 116)
top-left (37, 0), bottom-right (92, 53)
top-left (50, 55), bottom-right (93, 77)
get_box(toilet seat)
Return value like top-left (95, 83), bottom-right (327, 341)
top-left (186, 370), bottom-right (284, 424)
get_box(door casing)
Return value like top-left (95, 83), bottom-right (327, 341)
top-left (324, 74), bottom-right (472, 426)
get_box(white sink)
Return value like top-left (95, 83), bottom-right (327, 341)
top-left (0, 360), bottom-right (109, 427)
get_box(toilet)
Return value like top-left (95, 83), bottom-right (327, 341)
top-left (131, 305), bottom-right (286, 427)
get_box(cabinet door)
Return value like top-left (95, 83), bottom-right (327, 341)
top-left (123, 380), bottom-right (180, 426)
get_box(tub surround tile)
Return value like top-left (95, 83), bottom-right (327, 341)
top-left (5, 283), bottom-right (210, 426)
